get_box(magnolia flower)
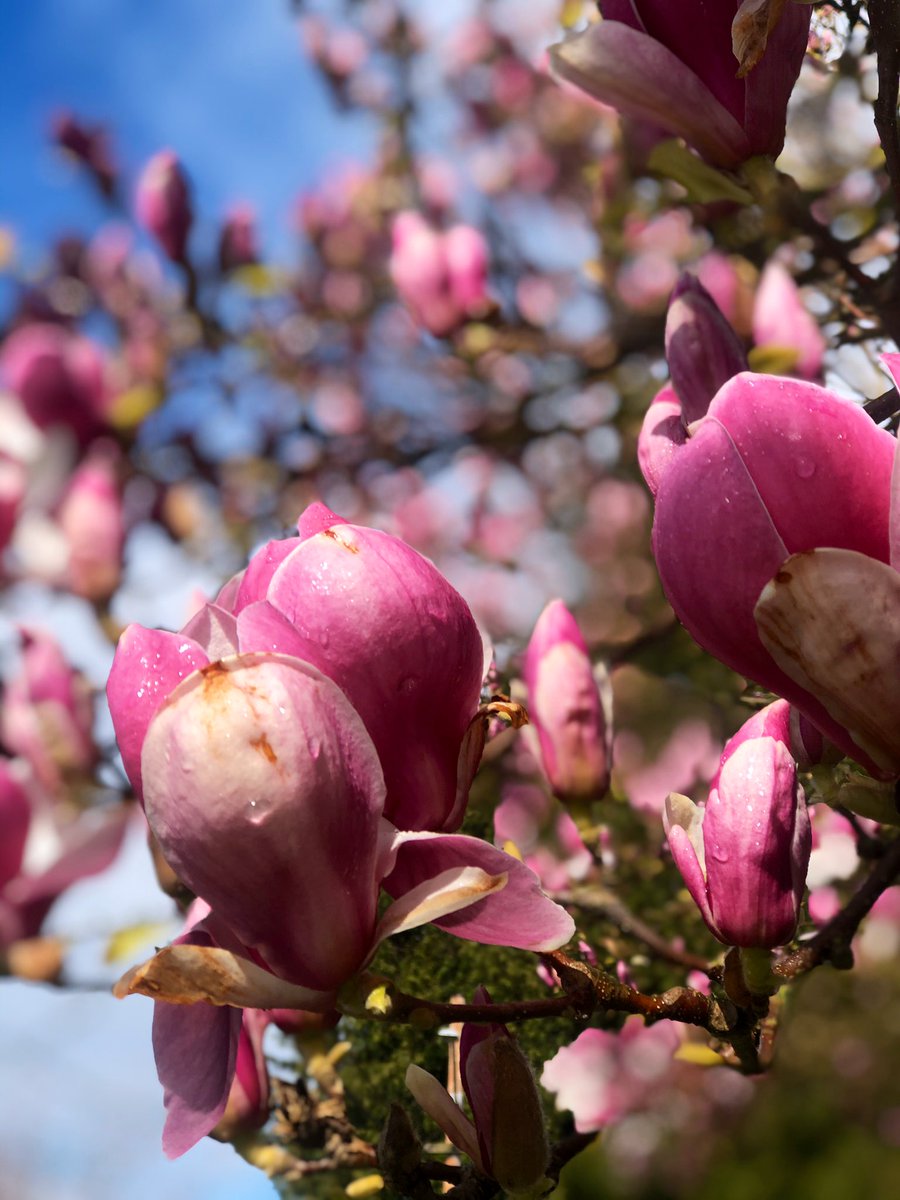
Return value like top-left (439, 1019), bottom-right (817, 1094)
top-left (135, 150), bottom-right (193, 262)
top-left (107, 506), bottom-right (574, 1157)
top-left (390, 212), bottom-right (489, 336)
top-left (1, 628), bottom-right (96, 791)
top-left (56, 440), bottom-right (124, 601)
top-left (664, 700), bottom-right (811, 947)
top-left (550, 1), bottom-right (810, 167)
top-left (522, 600), bottom-right (612, 806)
top-left (0, 757), bottom-right (127, 952)
top-left (639, 363), bottom-right (899, 777)
top-left (0, 323), bottom-right (110, 442)
top-left (109, 503), bottom-right (486, 832)
top-left (406, 987), bottom-right (549, 1194)
top-left (541, 1018), bottom-right (680, 1133)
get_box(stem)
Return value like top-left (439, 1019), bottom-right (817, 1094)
top-left (552, 886), bottom-right (712, 973)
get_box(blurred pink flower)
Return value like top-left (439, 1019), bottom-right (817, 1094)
top-left (135, 150), bottom-right (193, 262)
top-left (542, 1018), bottom-right (681, 1133)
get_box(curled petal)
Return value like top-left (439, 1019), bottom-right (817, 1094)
top-left (755, 549), bottom-right (900, 776)
top-left (386, 832), bottom-right (574, 952)
top-left (375, 865), bottom-right (507, 946)
top-left (114, 944), bottom-right (335, 1010)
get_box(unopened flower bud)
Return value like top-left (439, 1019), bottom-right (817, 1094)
top-left (135, 151), bottom-right (193, 262)
top-left (664, 274), bottom-right (747, 424)
top-left (664, 700), bottom-right (811, 948)
top-left (523, 600), bottom-right (612, 806)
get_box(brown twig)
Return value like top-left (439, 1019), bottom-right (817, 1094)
top-left (774, 834), bottom-right (900, 980)
top-left (552, 885), bottom-right (712, 973)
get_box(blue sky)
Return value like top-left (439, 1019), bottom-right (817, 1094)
top-left (1, 0), bottom-right (375, 263)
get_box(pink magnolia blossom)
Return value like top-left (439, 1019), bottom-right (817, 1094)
top-left (135, 150), bottom-right (193, 262)
top-left (752, 261), bottom-right (825, 380)
top-left (550, 1), bottom-right (811, 167)
top-left (1, 629), bottom-right (96, 791)
top-left (406, 987), bottom-right (549, 1194)
top-left (218, 204), bottom-right (258, 273)
top-left (664, 700), bottom-right (811, 948)
top-left (0, 757), bottom-right (127, 950)
top-left (0, 323), bottom-right (110, 441)
top-left (541, 1018), bottom-right (681, 1133)
top-left (107, 506), bottom-right (574, 1156)
top-left (522, 600), bottom-right (612, 805)
top-left (109, 503), bottom-right (486, 832)
top-left (56, 440), bottom-right (124, 601)
top-left (640, 361), bottom-right (900, 777)
top-left (390, 212), bottom-right (489, 336)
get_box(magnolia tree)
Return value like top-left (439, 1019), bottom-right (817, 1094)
top-left (4, 0), bottom-right (900, 1195)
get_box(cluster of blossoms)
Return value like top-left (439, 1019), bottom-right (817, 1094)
top-left (7, 0), bottom-right (900, 1188)
top-left (107, 503), bottom-right (574, 1155)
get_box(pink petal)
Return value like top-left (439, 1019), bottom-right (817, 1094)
top-left (710, 374), bottom-right (895, 563)
top-left (550, 23), bottom-right (750, 167)
top-left (405, 1064), bottom-right (483, 1169)
top-left (663, 794), bottom-right (715, 934)
top-left (752, 263), bottom-right (825, 380)
top-left (386, 832), bottom-right (574, 952)
top-left (141, 654), bottom-right (386, 989)
top-left (637, 385), bottom-right (686, 496)
top-left (704, 738), bottom-right (809, 946)
top-left (181, 604), bottom-right (239, 658)
top-left (154, 1000), bottom-right (242, 1159)
top-left (266, 525), bottom-right (484, 831)
top-left (107, 625), bottom-right (208, 800)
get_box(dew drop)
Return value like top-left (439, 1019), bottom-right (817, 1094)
top-left (794, 456), bottom-right (815, 479)
top-left (710, 843), bottom-right (730, 864)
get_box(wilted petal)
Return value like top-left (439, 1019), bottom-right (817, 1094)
top-left (106, 625), bottom-right (208, 800)
top-left (114, 943), bottom-right (336, 1010)
top-left (755, 549), bottom-right (900, 775)
top-left (550, 23), bottom-right (750, 167)
top-left (386, 832), bottom-right (574, 951)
